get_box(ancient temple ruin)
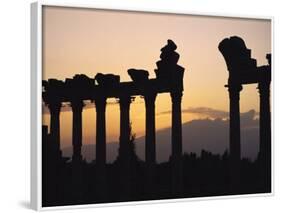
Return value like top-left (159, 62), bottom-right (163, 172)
top-left (43, 40), bottom-right (185, 196)
top-left (42, 37), bottom-right (271, 201)
top-left (219, 36), bottom-right (271, 190)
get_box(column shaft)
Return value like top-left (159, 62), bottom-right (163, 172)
top-left (119, 96), bottom-right (131, 160)
top-left (71, 100), bottom-right (84, 162)
top-left (144, 93), bottom-right (157, 197)
top-left (95, 96), bottom-right (107, 200)
top-left (171, 92), bottom-right (183, 159)
top-left (258, 81), bottom-right (271, 190)
top-left (118, 95), bottom-right (132, 199)
top-left (145, 94), bottom-right (157, 164)
top-left (170, 91), bottom-right (183, 196)
top-left (49, 102), bottom-right (61, 153)
top-left (95, 97), bottom-right (107, 166)
top-left (228, 84), bottom-right (242, 190)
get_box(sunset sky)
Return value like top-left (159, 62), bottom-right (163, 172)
top-left (42, 6), bottom-right (271, 160)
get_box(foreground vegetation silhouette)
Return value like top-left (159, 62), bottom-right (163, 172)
top-left (42, 124), bottom-right (270, 207)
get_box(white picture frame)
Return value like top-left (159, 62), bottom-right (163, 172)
top-left (31, 1), bottom-right (274, 211)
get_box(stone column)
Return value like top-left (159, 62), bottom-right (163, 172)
top-left (118, 95), bottom-right (132, 199)
top-left (71, 100), bottom-right (84, 163)
top-left (171, 91), bottom-right (183, 160)
top-left (228, 83), bottom-right (242, 191)
top-left (49, 102), bottom-right (62, 157)
top-left (258, 79), bottom-right (271, 191)
top-left (144, 93), bottom-right (157, 164)
top-left (144, 93), bottom-right (157, 196)
top-left (95, 96), bottom-right (107, 200)
top-left (170, 91), bottom-right (183, 195)
top-left (119, 96), bottom-right (132, 160)
top-left (44, 101), bottom-right (62, 204)
top-left (95, 96), bottom-right (107, 166)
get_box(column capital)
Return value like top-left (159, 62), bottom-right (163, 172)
top-left (95, 96), bottom-right (107, 110)
top-left (119, 95), bottom-right (133, 107)
top-left (170, 91), bottom-right (183, 102)
top-left (226, 83), bottom-right (243, 93)
top-left (144, 93), bottom-right (157, 105)
top-left (48, 101), bottom-right (62, 112)
top-left (226, 83), bottom-right (243, 103)
top-left (258, 81), bottom-right (270, 94)
top-left (95, 95), bottom-right (107, 102)
top-left (71, 99), bottom-right (84, 111)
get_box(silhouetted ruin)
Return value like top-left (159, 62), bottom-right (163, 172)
top-left (219, 36), bottom-right (271, 192)
top-left (42, 38), bottom-right (271, 207)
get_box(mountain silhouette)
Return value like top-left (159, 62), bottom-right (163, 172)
top-left (62, 110), bottom-right (259, 163)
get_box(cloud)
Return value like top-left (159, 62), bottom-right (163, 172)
top-left (157, 106), bottom-right (259, 120)
top-left (157, 107), bottom-right (228, 118)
